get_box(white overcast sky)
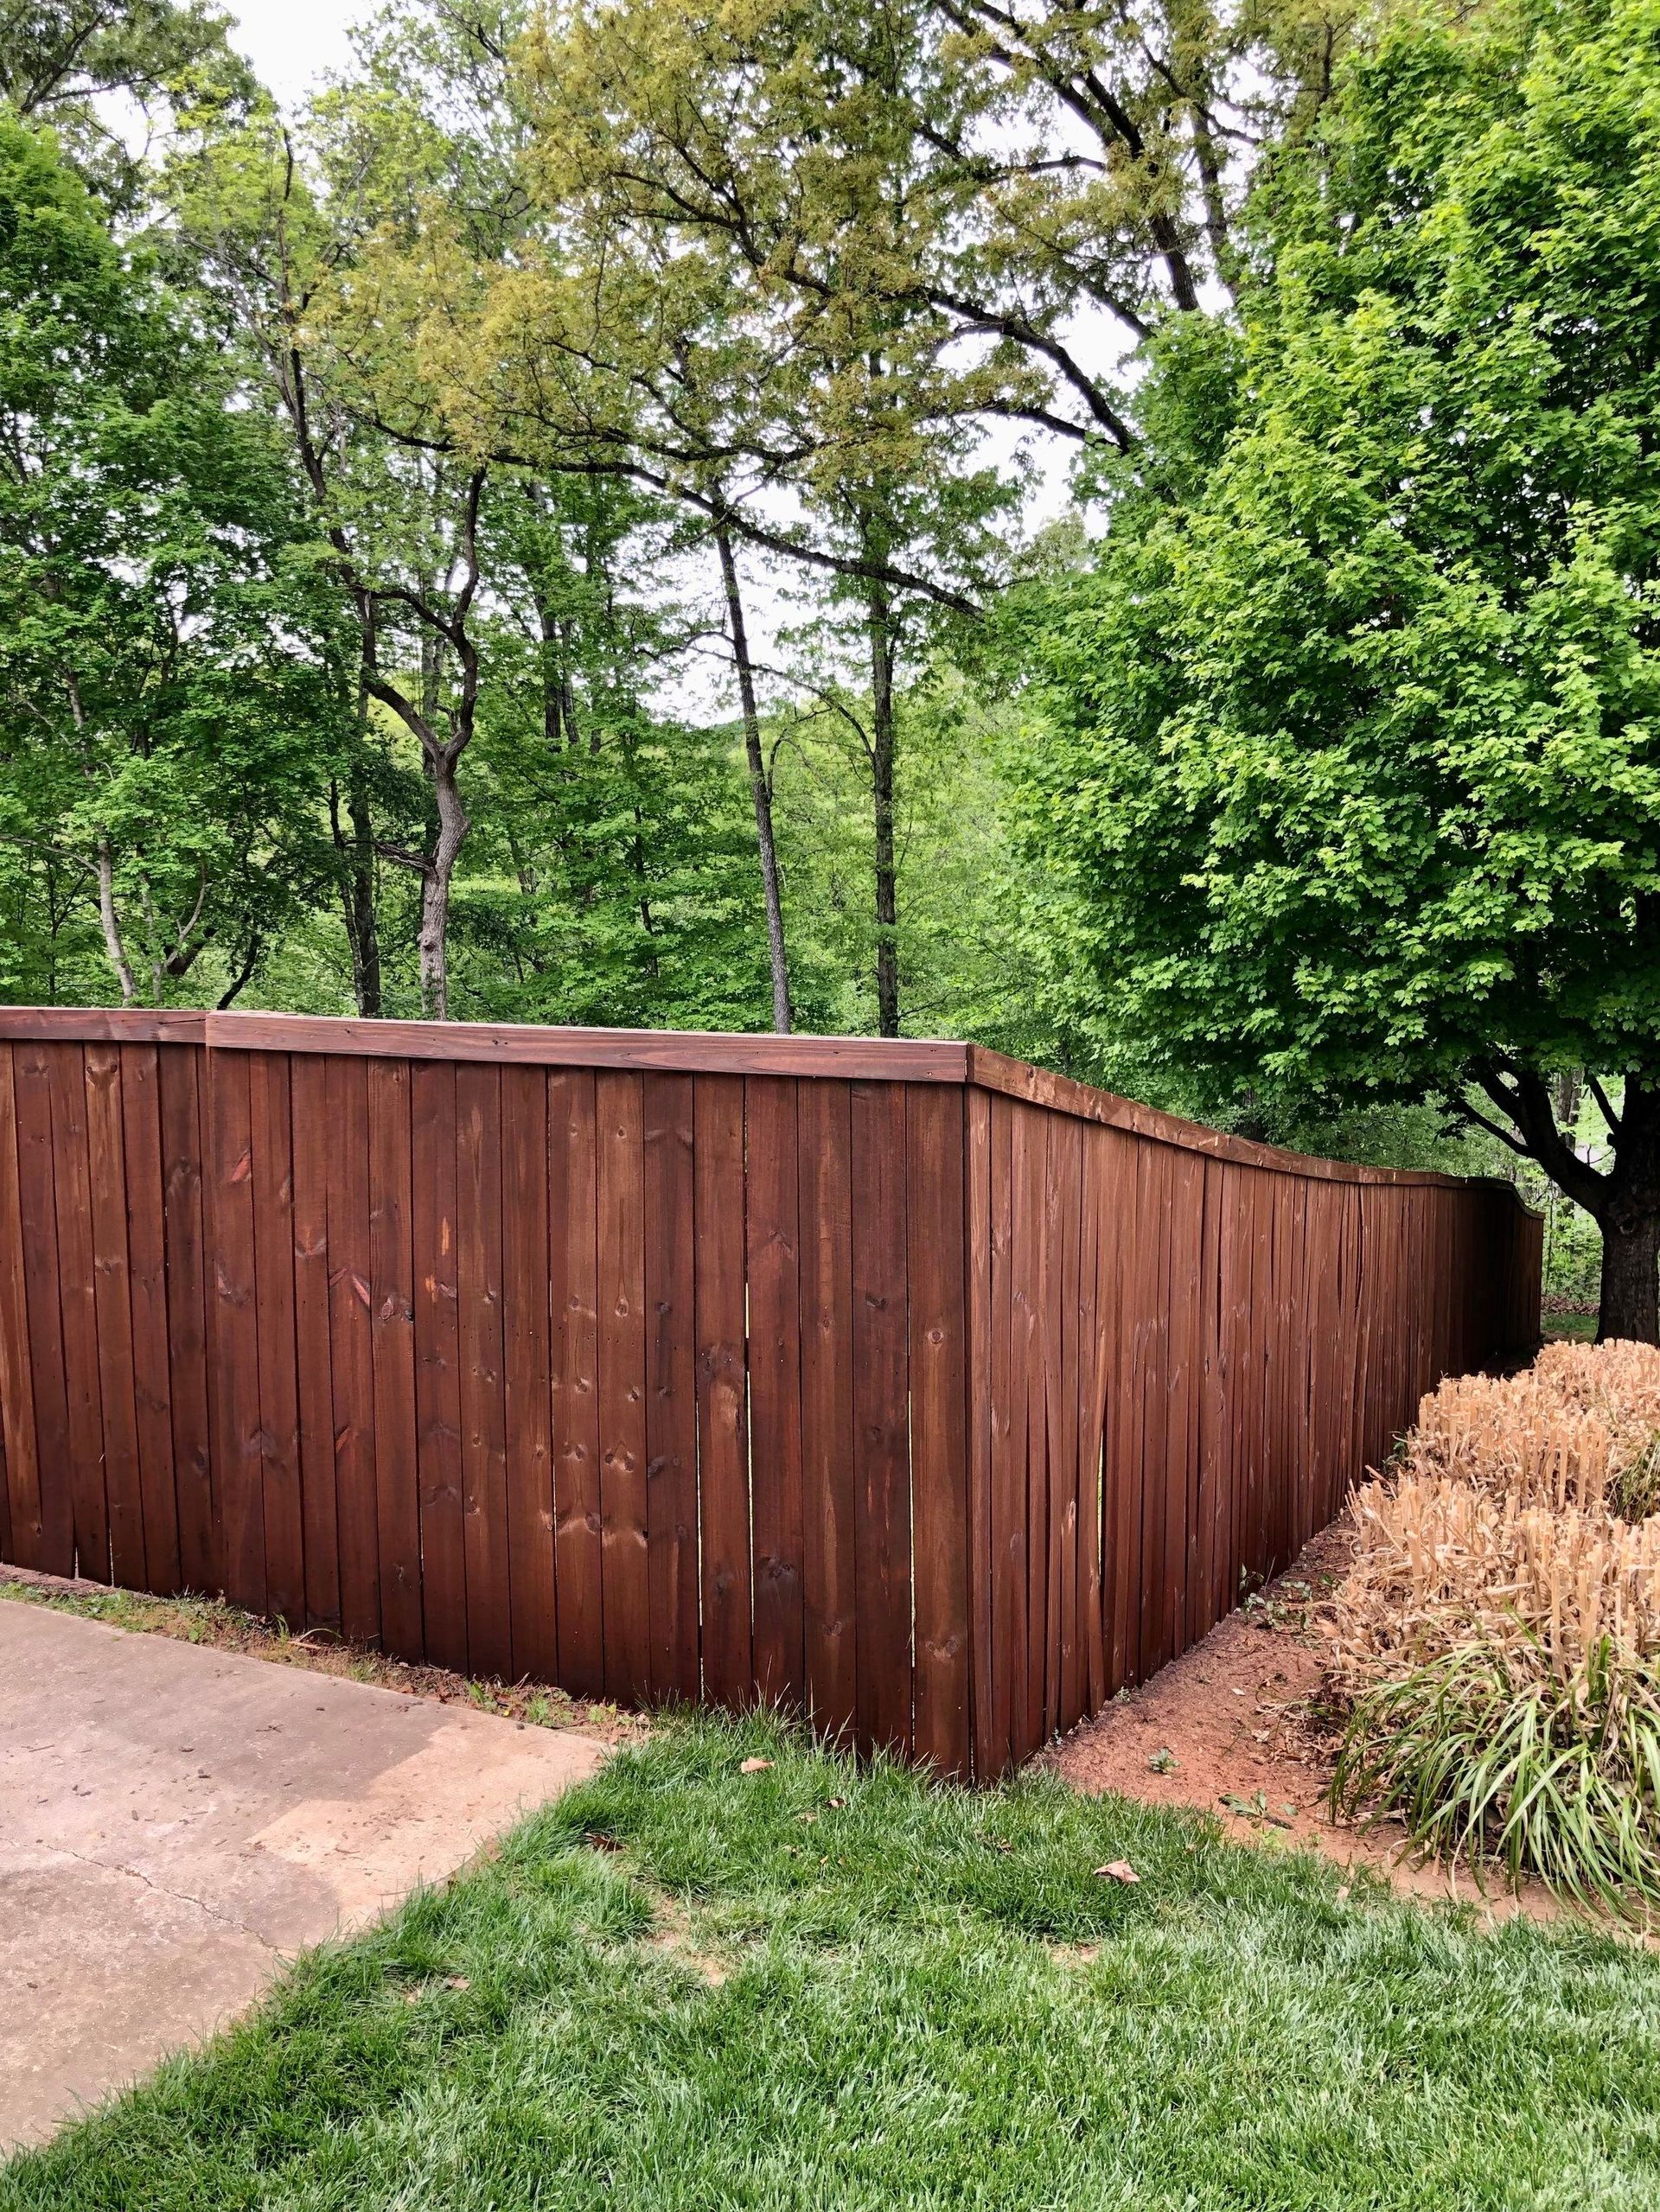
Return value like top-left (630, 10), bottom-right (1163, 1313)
top-left (228, 1), bottom-right (367, 105)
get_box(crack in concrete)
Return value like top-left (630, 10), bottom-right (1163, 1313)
top-left (45, 1844), bottom-right (284, 1959)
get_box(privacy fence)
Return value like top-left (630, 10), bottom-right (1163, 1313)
top-left (0, 1010), bottom-right (1541, 1779)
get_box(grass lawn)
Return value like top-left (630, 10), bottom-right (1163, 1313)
top-left (4, 1714), bottom-right (1658, 2211)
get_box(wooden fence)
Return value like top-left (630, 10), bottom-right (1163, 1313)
top-left (0, 1009), bottom-right (1541, 1779)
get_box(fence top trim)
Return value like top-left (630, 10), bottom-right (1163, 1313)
top-left (0, 1004), bottom-right (1538, 1200)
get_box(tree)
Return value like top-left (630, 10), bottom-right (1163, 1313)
top-left (1, 0), bottom-right (252, 206)
top-left (0, 107), bottom-right (340, 1008)
top-left (1015, 0), bottom-right (1660, 1338)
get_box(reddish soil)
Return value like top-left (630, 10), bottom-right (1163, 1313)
top-left (1044, 1523), bottom-right (1563, 1923)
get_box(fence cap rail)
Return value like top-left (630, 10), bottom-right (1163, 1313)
top-left (0, 1004), bottom-right (1540, 1202)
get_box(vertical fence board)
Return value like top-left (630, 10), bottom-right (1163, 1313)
top-left (248, 1053), bottom-right (303, 1627)
top-left (597, 1068), bottom-right (649, 1705)
top-left (0, 1048), bottom-right (44, 1569)
top-left (852, 1080), bottom-right (911, 1759)
top-left (747, 1076), bottom-right (805, 1712)
top-left (367, 1057), bottom-right (423, 1659)
top-left (643, 1071), bottom-right (699, 1702)
top-left (119, 1048), bottom-right (180, 1593)
top-left (411, 1059), bottom-right (465, 1669)
top-left (325, 1054), bottom-right (380, 1646)
top-left (551, 1067), bottom-right (603, 1698)
top-left (290, 1055), bottom-right (340, 1634)
top-left (43, 1042), bottom-right (109, 1580)
top-left (1012, 1101), bottom-right (1045, 1755)
top-left (502, 1063), bottom-right (557, 1685)
top-left (204, 1043), bottom-right (263, 1610)
top-left (83, 1045), bottom-right (144, 1586)
top-left (800, 1077), bottom-right (856, 1743)
top-left (988, 1093), bottom-right (1023, 1771)
top-left (694, 1073), bottom-right (750, 1706)
top-left (1053, 1116), bottom-right (1082, 1734)
top-left (966, 1085), bottom-right (996, 1779)
top-left (909, 1084), bottom-right (971, 1779)
top-left (158, 1048), bottom-right (214, 1592)
top-left (456, 1063), bottom-right (510, 1681)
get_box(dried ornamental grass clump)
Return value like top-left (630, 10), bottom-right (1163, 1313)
top-left (1326, 1340), bottom-right (1660, 1915)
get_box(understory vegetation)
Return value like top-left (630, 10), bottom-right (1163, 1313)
top-left (1330, 1343), bottom-right (1660, 1913)
top-left (5, 1714), bottom-right (1660, 2211)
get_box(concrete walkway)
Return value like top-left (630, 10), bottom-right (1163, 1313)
top-left (0, 1601), bottom-right (606, 2151)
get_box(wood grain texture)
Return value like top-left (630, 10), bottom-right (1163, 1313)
top-left (502, 1064), bottom-right (557, 1685)
top-left (205, 1043), bottom-right (262, 1611)
top-left (456, 1062), bottom-right (510, 1681)
top-left (597, 1068), bottom-right (649, 1704)
top-left (799, 1076), bottom-right (856, 1744)
top-left (643, 1071), bottom-right (699, 1701)
top-left (158, 1047), bottom-right (214, 1593)
top-left (83, 1044), bottom-right (144, 1586)
top-left (693, 1074), bottom-right (750, 1708)
top-left (367, 1056), bottom-right (424, 1659)
top-left (0, 1010), bottom-right (1544, 1781)
top-left (411, 1058), bottom-right (465, 1669)
top-left (551, 1066), bottom-right (603, 1698)
top-left (290, 1055), bottom-right (340, 1633)
top-left (118, 1046), bottom-right (181, 1593)
top-left (248, 1052), bottom-right (303, 1627)
top-left (908, 1084), bottom-right (971, 1779)
top-left (852, 1080), bottom-right (911, 1759)
top-left (746, 1076), bottom-right (805, 1713)
top-left (324, 1053), bottom-right (380, 1646)
top-left (0, 1047), bottom-right (44, 1569)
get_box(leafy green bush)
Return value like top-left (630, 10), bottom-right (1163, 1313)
top-left (1331, 1637), bottom-right (1660, 1916)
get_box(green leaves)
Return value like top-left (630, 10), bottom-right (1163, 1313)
top-left (1013, 0), bottom-right (1660, 1125)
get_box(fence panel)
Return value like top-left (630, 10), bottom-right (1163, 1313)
top-left (0, 1010), bottom-right (1542, 1781)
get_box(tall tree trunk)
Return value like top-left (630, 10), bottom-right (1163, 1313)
top-left (867, 578), bottom-right (900, 1039)
top-left (1596, 1080), bottom-right (1660, 1342)
top-left (1598, 1214), bottom-right (1660, 1343)
top-left (717, 521), bottom-right (791, 1033)
top-left (419, 751), bottom-right (469, 1023)
top-left (335, 669), bottom-right (382, 1017)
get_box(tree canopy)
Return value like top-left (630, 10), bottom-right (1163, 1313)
top-left (1013, 0), bottom-right (1660, 1330)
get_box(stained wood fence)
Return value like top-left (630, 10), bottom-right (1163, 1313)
top-left (0, 1009), bottom-right (1541, 1779)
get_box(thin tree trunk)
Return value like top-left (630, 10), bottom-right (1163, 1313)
top-left (867, 578), bottom-right (900, 1039)
top-left (717, 521), bottom-right (791, 1033)
top-left (345, 765), bottom-right (382, 1017)
top-left (419, 752), bottom-right (469, 1023)
top-left (335, 668), bottom-right (383, 1017)
top-left (95, 837), bottom-right (137, 1006)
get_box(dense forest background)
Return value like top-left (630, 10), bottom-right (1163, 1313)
top-left (6, 0), bottom-right (1647, 1314)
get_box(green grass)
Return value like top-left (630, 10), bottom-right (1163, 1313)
top-left (5, 1715), bottom-right (1660, 2211)
top-left (1542, 1310), bottom-right (1599, 1342)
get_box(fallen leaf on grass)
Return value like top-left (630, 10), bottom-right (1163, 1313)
top-left (444, 1976), bottom-right (469, 1992)
top-left (984, 1837), bottom-right (1014, 1855)
top-left (1094, 1860), bottom-right (1140, 1884)
top-left (739, 1756), bottom-right (773, 1775)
